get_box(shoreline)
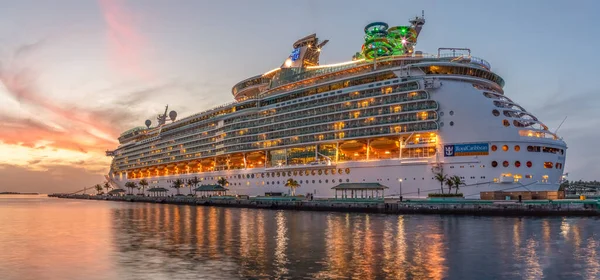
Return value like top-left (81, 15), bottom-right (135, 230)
top-left (53, 194), bottom-right (600, 217)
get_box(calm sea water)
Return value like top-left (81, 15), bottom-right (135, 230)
top-left (0, 195), bottom-right (599, 280)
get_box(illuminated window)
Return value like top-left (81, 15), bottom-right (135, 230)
top-left (514, 145), bottom-right (520, 152)
top-left (544, 162), bottom-right (554, 169)
top-left (503, 120), bottom-right (510, 127)
top-left (318, 169), bottom-right (323, 175)
top-left (311, 170), bottom-right (316, 175)
top-left (492, 109), bottom-right (500, 116)
top-left (526, 161), bottom-right (532, 168)
top-left (491, 161), bottom-right (498, 167)
top-left (525, 175), bottom-right (532, 178)
top-left (502, 145), bottom-right (509, 151)
top-left (491, 145), bottom-right (497, 151)
top-left (503, 161), bottom-right (509, 167)
top-left (345, 168), bottom-right (351, 174)
top-left (332, 169), bottom-right (336, 175)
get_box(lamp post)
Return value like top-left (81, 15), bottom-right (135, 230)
top-left (398, 178), bottom-right (403, 200)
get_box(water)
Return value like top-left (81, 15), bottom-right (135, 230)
top-left (0, 196), bottom-right (599, 280)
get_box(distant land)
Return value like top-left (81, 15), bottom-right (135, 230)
top-left (0, 192), bottom-right (40, 195)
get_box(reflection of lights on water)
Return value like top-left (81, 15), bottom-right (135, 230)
top-left (274, 211), bottom-right (289, 277)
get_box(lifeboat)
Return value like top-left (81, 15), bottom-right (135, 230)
top-left (370, 139), bottom-right (398, 151)
top-left (201, 159), bottom-right (214, 166)
top-left (166, 164), bottom-right (176, 170)
top-left (340, 141), bottom-right (366, 153)
top-left (246, 152), bottom-right (264, 161)
top-left (176, 162), bottom-right (187, 168)
top-left (229, 154), bottom-right (244, 162)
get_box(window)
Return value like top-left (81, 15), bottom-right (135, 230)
top-left (491, 145), bottom-right (497, 151)
top-left (503, 120), bottom-right (510, 127)
top-left (515, 161), bottom-right (521, 168)
top-left (526, 161), bottom-right (532, 168)
top-left (514, 145), bottom-right (520, 152)
top-left (525, 175), bottom-right (532, 178)
top-left (345, 168), bottom-right (350, 174)
top-left (450, 121), bottom-right (454, 126)
top-left (449, 110), bottom-right (454, 116)
top-left (544, 162), bottom-right (554, 169)
top-left (491, 161), bottom-right (498, 167)
top-left (503, 161), bottom-right (509, 167)
top-left (492, 109), bottom-right (500, 116)
top-left (502, 145), bottom-right (508, 151)
top-left (318, 169), bottom-right (323, 175)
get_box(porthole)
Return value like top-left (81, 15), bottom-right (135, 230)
top-left (440, 122), bottom-right (444, 127)
top-left (324, 169), bottom-right (329, 175)
top-left (339, 179), bottom-right (342, 183)
top-left (449, 121), bottom-right (454, 126)
top-left (293, 171), bottom-right (298, 176)
top-left (346, 179), bottom-right (350, 182)
top-left (440, 111), bottom-right (445, 116)
top-left (491, 145), bottom-right (497, 151)
top-left (492, 110), bottom-right (500, 116)
top-left (502, 145), bottom-right (508, 151)
top-left (491, 161), bottom-right (498, 167)
top-left (332, 169), bottom-right (336, 175)
top-left (251, 174), bottom-right (255, 179)
top-left (503, 161), bottom-right (509, 167)
top-left (526, 161), bottom-right (532, 168)
top-left (338, 169), bottom-right (343, 174)
top-left (287, 171), bottom-right (292, 176)
top-left (345, 168), bottom-right (350, 174)
top-left (277, 181), bottom-right (280, 185)
top-left (300, 180), bottom-right (303, 184)
top-left (266, 173), bottom-right (270, 178)
top-left (276, 172), bottom-right (280, 177)
top-left (514, 145), bottom-right (520, 152)
top-left (318, 169), bottom-right (323, 175)
top-left (325, 179), bottom-right (329, 183)
top-left (305, 170), bottom-right (310, 176)
top-left (271, 172), bottom-right (275, 177)
top-left (449, 110), bottom-right (454, 116)
top-left (319, 180), bottom-right (322, 183)
top-left (503, 120), bottom-right (510, 127)
top-left (311, 170), bottom-right (316, 175)
top-left (261, 173), bottom-right (265, 178)
top-left (515, 161), bottom-right (521, 168)
top-left (312, 180), bottom-right (315, 183)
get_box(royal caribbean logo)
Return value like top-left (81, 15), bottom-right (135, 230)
top-left (444, 143), bottom-right (489, 157)
top-left (290, 48), bottom-right (301, 61)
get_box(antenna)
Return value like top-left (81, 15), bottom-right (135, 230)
top-left (554, 116), bottom-right (567, 134)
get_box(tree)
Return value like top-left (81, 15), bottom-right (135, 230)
top-left (433, 169), bottom-right (447, 194)
top-left (444, 177), bottom-right (454, 194)
top-left (284, 178), bottom-right (300, 196)
top-left (451, 175), bottom-right (465, 194)
top-left (94, 184), bottom-right (103, 195)
top-left (171, 179), bottom-right (184, 195)
top-left (217, 177), bottom-right (228, 187)
top-left (103, 182), bottom-right (111, 193)
top-left (139, 179), bottom-right (149, 195)
top-left (189, 176), bottom-right (200, 195)
top-left (124, 182), bottom-right (137, 195)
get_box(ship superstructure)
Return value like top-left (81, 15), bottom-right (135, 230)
top-left (106, 14), bottom-right (567, 198)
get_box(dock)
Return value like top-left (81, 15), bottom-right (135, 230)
top-left (52, 194), bottom-right (600, 216)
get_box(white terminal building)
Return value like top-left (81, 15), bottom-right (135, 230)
top-left (106, 14), bottom-right (567, 199)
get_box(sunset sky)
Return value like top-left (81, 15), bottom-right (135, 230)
top-left (1, 0), bottom-right (598, 193)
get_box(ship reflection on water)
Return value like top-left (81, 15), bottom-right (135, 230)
top-left (109, 204), bottom-right (600, 280)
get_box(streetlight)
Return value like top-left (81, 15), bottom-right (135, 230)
top-left (398, 178), bottom-right (403, 200)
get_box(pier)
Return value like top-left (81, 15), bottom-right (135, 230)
top-left (52, 194), bottom-right (600, 216)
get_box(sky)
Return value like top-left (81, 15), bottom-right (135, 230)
top-left (0, 0), bottom-right (598, 193)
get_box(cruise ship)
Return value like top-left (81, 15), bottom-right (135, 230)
top-left (106, 14), bottom-right (567, 198)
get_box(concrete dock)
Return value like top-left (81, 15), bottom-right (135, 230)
top-left (52, 194), bottom-right (600, 216)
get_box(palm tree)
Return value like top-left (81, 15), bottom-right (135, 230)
top-left (433, 169), bottom-right (447, 194)
top-left (444, 177), bottom-right (454, 194)
top-left (189, 176), bottom-right (200, 195)
top-left (171, 179), bottom-right (184, 195)
top-left (124, 181), bottom-right (137, 195)
top-left (94, 184), bottom-right (103, 195)
top-left (217, 177), bottom-right (228, 187)
top-left (284, 178), bottom-right (300, 196)
top-left (451, 175), bottom-right (465, 194)
top-left (103, 182), bottom-right (111, 193)
top-left (139, 179), bottom-right (149, 195)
